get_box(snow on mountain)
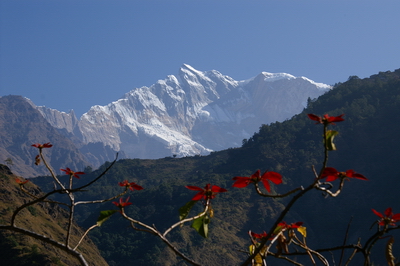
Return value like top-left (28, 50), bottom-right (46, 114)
top-left (36, 64), bottom-right (331, 165)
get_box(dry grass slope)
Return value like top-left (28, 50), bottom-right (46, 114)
top-left (0, 164), bottom-right (108, 266)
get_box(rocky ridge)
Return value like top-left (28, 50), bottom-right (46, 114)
top-left (0, 95), bottom-right (90, 177)
top-left (35, 64), bottom-right (331, 164)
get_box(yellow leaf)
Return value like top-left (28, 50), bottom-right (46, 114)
top-left (249, 244), bottom-right (255, 255)
top-left (209, 207), bottom-right (214, 218)
top-left (297, 226), bottom-right (307, 237)
top-left (249, 244), bottom-right (265, 265)
top-left (254, 253), bottom-right (263, 264)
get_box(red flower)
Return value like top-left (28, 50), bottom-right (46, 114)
top-left (185, 184), bottom-right (227, 201)
top-left (372, 208), bottom-right (400, 227)
top-left (31, 142), bottom-right (53, 149)
top-left (232, 170), bottom-right (282, 192)
top-left (320, 167), bottom-right (367, 182)
top-left (118, 180), bottom-right (143, 191)
top-left (112, 197), bottom-right (133, 208)
top-left (15, 178), bottom-right (29, 185)
top-left (308, 113), bottom-right (344, 125)
top-left (60, 167), bottom-right (85, 179)
top-left (278, 221), bottom-right (303, 229)
top-left (251, 231), bottom-right (268, 239)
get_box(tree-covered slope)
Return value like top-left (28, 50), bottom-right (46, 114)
top-left (32, 69), bottom-right (400, 265)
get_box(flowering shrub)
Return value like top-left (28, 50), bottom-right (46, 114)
top-left (0, 113), bottom-right (398, 266)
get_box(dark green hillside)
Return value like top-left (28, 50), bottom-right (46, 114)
top-left (235, 69), bottom-right (400, 262)
top-left (240, 70), bottom-right (400, 184)
top-left (35, 155), bottom-right (285, 265)
top-left (32, 69), bottom-right (400, 265)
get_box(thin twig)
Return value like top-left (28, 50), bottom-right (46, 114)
top-left (0, 225), bottom-right (88, 266)
top-left (73, 224), bottom-right (98, 251)
top-left (75, 189), bottom-right (128, 206)
top-left (267, 251), bottom-right (304, 266)
top-left (344, 238), bottom-right (361, 266)
top-left (254, 183), bottom-right (304, 198)
top-left (315, 179), bottom-right (346, 197)
top-left (39, 150), bottom-right (66, 190)
top-left (129, 222), bottom-right (157, 235)
top-left (339, 217), bottom-right (353, 266)
top-left (19, 186), bottom-right (70, 207)
top-left (292, 238), bottom-right (329, 266)
top-left (163, 199), bottom-right (210, 237)
top-left (120, 210), bottom-right (203, 266)
top-left (65, 195), bottom-right (75, 248)
top-left (11, 188), bottom-right (71, 226)
top-left (75, 154), bottom-right (119, 191)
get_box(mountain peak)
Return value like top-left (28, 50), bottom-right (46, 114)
top-left (261, 72), bottom-right (296, 82)
top-left (32, 65), bottom-right (330, 164)
top-left (180, 63), bottom-right (198, 72)
top-left (0, 95), bottom-right (89, 177)
top-left (179, 64), bottom-right (211, 83)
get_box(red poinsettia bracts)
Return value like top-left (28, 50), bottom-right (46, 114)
top-left (320, 167), bottom-right (367, 182)
top-left (61, 168), bottom-right (85, 179)
top-left (113, 197), bottom-right (133, 208)
top-left (232, 170), bottom-right (282, 192)
top-left (308, 113), bottom-right (345, 125)
top-left (278, 221), bottom-right (303, 230)
top-left (118, 180), bottom-right (143, 191)
top-left (32, 143), bottom-right (52, 165)
top-left (372, 207), bottom-right (400, 227)
top-left (185, 184), bottom-right (227, 201)
top-left (15, 178), bottom-right (29, 185)
top-left (31, 142), bottom-right (53, 149)
top-left (251, 231), bottom-right (269, 239)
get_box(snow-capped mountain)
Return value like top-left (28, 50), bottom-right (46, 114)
top-left (36, 64), bottom-right (331, 165)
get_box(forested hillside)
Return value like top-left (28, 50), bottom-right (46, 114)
top-left (30, 69), bottom-right (400, 265)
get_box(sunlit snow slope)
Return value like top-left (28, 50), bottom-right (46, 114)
top-left (37, 64), bottom-right (330, 163)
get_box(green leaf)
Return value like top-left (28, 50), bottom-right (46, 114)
top-left (179, 200), bottom-right (197, 221)
top-left (325, 130), bottom-right (339, 151)
top-left (273, 224), bottom-right (284, 235)
top-left (97, 210), bottom-right (118, 227)
top-left (191, 215), bottom-right (210, 238)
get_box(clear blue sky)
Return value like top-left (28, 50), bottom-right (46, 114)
top-left (1, 0), bottom-right (399, 117)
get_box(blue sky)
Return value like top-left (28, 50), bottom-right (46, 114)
top-left (1, 1), bottom-right (399, 117)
